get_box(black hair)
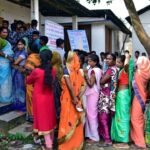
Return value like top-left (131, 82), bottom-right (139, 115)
top-left (56, 38), bottom-right (64, 47)
top-left (73, 49), bottom-right (80, 54)
top-left (64, 52), bottom-right (68, 61)
top-left (117, 55), bottom-right (126, 64)
top-left (17, 39), bottom-right (26, 46)
top-left (107, 53), bottom-right (116, 61)
top-left (40, 50), bottom-right (53, 89)
top-left (88, 54), bottom-right (101, 68)
top-left (82, 51), bottom-right (88, 56)
top-left (89, 51), bottom-right (96, 55)
top-left (11, 23), bottom-right (16, 31)
top-left (125, 50), bottom-right (129, 54)
top-left (2, 20), bottom-right (9, 25)
top-left (115, 52), bottom-right (119, 57)
top-left (16, 20), bottom-right (24, 26)
top-left (135, 51), bottom-right (140, 55)
top-left (40, 36), bottom-right (48, 44)
top-left (31, 19), bottom-right (38, 27)
top-left (32, 31), bottom-right (40, 36)
top-left (0, 27), bottom-right (8, 33)
top-left (142, 52), bottom-right (146, 56)
top-left (100, 52), bottom-right (105, 56)
top-left (78, 54), bottom-right (85, 68)
top-left (105, 52), bottom-right (109, 57)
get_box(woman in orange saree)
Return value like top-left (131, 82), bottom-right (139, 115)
top-left (131, 56), bottom-right (150, 149)
top-left (58, 51), bottom-right (85, 150)
top-left (25, 53), bottom-right (41, 122)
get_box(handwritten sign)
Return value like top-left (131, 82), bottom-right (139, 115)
top-left (45, 20), bottom-right (64, 50)
top-left (67, 30), bottom-right (89, 52)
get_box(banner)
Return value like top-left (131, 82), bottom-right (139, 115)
top-left (45, 20), bottom-right (64, 50)
top-left (67, 30), bottom-right (89, 52)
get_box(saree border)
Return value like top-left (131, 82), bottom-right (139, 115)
top-left (33, 126), bottom-right (57, 136)
top-left (58, 112), bottom-right (84, 145)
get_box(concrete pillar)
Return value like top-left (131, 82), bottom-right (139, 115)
top-left (72, 16), bottom-right (78, 30)
top-left (31, 0), bottom-right (39, 29)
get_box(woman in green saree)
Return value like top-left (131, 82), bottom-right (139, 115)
top-left (145, 83), bottom-right (150, 148)
top-left (111, 52), bottom-right (134, 148)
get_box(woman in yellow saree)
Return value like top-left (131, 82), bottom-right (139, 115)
top-left (58, 51), bottom-right (85, 150)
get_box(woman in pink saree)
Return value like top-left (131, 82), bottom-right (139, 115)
top-left (131, 56), bottom-right (150, 149)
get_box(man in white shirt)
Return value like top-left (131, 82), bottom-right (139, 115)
top-left (55, 38), bottom-right (65, 62)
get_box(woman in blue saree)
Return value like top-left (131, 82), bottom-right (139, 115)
top-left (12, 39), bottom-right (27, 111)
top-left (0, 27), bottom-right (14, 103)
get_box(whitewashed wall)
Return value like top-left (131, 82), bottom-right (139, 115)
top-left (0, 0), bottom-right (30, 23)
top-left (40, 16), bottom-right (104, 24)
top-left (132, 10), bottom-right (150, 56)
top-left (91, 23), bottom-right (105, 54)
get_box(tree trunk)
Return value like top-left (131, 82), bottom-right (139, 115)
top-left (124, 0), bottom-right (150, 55)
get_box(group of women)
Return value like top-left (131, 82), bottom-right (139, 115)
top-left (0, 25), bottom-right (150, 150)
top-left (57, 51), bottom-right (150, 150)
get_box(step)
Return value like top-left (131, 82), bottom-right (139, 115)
top-left (9, 122), bottom-right (32, 138)
top-left (0, 103), bottom-right (12, 115)
top-left (0, 111), bottom-right (26, 135)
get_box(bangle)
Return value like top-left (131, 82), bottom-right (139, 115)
top-left (5, 54), bottom-right (8, 58)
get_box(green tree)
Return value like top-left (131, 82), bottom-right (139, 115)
top-left (87, 0), bottom-right (150, 55)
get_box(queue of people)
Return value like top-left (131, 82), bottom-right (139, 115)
top-left (0, 19), bottom-right (150, 150)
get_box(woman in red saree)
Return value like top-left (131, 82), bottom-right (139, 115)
top-left (131, 56), bottom-right (150, 149)
top-left (58, 51), bottom-right (85, 150)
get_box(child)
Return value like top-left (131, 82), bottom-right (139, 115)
top-left (84, 54), bottom-right (102, 143)
top-left (12, 39), bottom-right (27, 111)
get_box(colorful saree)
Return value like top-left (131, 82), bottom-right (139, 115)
top-left (131, 56), bottom-right (150, 148)
top-left (145, 102), bottom-right (150, 147)
top-left (98, 66), bottom-right (117, 143)
top-left (58, 52), bottom-right (84, 150)
top-left (111, 58), bottom-right (134, 143)
top-left (25, 53), bottom-right (41, 120)
top-left (0, 39), bottom-right (14, 103)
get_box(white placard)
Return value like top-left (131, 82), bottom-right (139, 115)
top-left (45, 20), bottom-right (64, 50)
top-left (67, 30), bottom-right (89, 52)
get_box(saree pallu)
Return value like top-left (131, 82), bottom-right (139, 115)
top-left (145, 103), bottom-right (150, 146)
top-left (12, 69), bottom-right (26, 111)
top-left (58, 53), bottom-right (84, 150)
top-left (26, 84), bottom-right (33, 120)
top-left (111, 89), bottom-right (131, 142)
top-left (0, 42), bottom-right (13, 103)
top-left (58, 77), bottom-right (84, 150)
top-left (25, 53), bottom-right (41, 120)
